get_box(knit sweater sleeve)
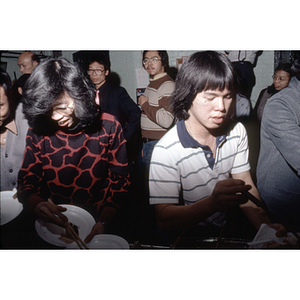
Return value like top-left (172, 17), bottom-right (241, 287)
top-left (142, 79), bottom-right (175, 129)
top-left (17, 129), bottom-right (49, 205)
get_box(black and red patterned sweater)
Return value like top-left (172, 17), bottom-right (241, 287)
top-left (17, 112), bottom-right (130, 219)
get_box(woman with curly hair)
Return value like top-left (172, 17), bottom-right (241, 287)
top-left (17, 57), bottom-right (130, 244)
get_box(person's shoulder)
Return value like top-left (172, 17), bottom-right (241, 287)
top-left (160, 74), bottom-right (175, 85)
top-left (156, 75), bottom-right (175, 93)
top-left (225, 119), bottom-right (246, 136)
top-left (164, 74), bottom-right (175, 82)
top-left (259, 87), bottom-right (269, 95)
top-left (155, 124), bottom-right (179, 148)
top-left (152, 73), bottom-right (174, 84)
top-left (99, 112), bottom-right (123, 135)
top-left (101, 112), bottom-right (119, 123)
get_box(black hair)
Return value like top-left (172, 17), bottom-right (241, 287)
top-left (22, 57), bottom-right (100, 134)
top-left (0, 69), bottom-right (12, 95)
top-left (88, 55), bottom-right (111, 72)
top-left (275, 63), bottom-right (292, 77)
top-left (11, 74), bottom-right (31, 106)
top-left (171, 51), bottom-right (235, 120)
top-left (16, 73), bottom-right (31, 89)
top-left (31, 53), bottom-right (40, 64)
top-left (267, 63), bottom-right (293, 94)
top-left (142, 50), bottom-right (169, 69)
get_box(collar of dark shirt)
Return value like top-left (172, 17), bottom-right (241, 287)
top-left (177, 119), bottom-right (226, 149)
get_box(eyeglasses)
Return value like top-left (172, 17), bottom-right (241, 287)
top-left (87, 69), bottom-right (105, 75)
top-left (272, 75), bottom-right (288, 82)
top-left (52, 103), bottom-right (74, 116)
top-left (142, 56), bottom-right (161, 65)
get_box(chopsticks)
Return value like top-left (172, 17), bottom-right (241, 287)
top-left (215, 224), bottom-right (225, 248)
top-left (47, 199), bottom-right (89, 249)
top-left (66, 223), bottom-right (89, 249)
top-left (242, 191), bottom-right (266, 209)
top-left (242, 192), bottom-right (300, 244)
top-left (171, 230), bottom-right (186, 249)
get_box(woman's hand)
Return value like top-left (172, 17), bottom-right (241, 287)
top-left (84, 221), bottom-right (105, 243)
top-left (34, 201), bottom-right (68, 227)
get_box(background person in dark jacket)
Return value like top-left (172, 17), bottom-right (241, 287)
top-left (87, 55), bottom-right (141, 164)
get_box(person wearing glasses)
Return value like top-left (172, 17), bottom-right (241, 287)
top-left (253, 63), bottom-right (292, 124)
top-left (87, 55), bottom-right (141, 163)
top-left (135, 51), bottom-right (175, 242)
top-left (138, 51), bottom-right (175, 169)
top-left (249, 64), bottom-right (292, 184)
top-left (257, 57), bottom-right (300, 231)
top-left (17, 57), bottom-right (130, 245)
top-left (149, 51), bottom-right (285, 243)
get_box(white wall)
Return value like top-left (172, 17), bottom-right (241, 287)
top-left (251, 50), bottom-right (274, 107)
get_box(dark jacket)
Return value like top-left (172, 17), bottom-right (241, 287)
top-left (253, 84), bottom-right (277, 124)
top-left (98, 81), bottom-right (141, 142)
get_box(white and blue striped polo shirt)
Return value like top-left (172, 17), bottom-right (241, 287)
top-left (149, 119), bottom-right (250, 227)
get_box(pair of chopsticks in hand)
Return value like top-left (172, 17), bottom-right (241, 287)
top-left (48, 199), bottom-right (89, 249)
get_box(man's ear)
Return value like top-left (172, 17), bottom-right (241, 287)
top-left (33, 61), bottom-right (38, 68)
top-left (18, 87), bottom-right (23, 95)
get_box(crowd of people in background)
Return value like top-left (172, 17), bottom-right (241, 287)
top-left (1, 49), bottom-right (300, 248)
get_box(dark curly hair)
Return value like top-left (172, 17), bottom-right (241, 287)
top-left (171, 51), bottom-right (236, 120)
top-left (22, 57), bottom-right (100, 134)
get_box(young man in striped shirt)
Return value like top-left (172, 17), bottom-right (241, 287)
top-left (149, 51), bottom-right (284, 240)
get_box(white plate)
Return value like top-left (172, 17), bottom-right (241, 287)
top-left (248, 223), bottom-right (285, 249)
top-left (35, 204), bottom-right (95, 247)
top-left (0, 189), bottom-right (23, 225)
top-left (66, 234), bottom-right (129, 249)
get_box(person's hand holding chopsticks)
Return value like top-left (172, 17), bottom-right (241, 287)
top-left (34, 200), bottom-right (68, 228)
